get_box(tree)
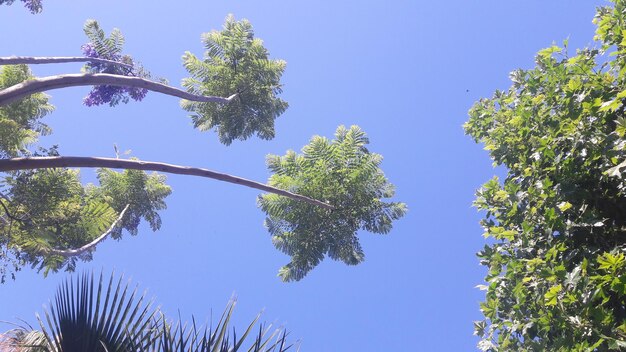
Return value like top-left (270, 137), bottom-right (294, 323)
top-left (0, 271), bottom-right (293, 351)
top-left (465, 0), bottom-right (626, 349)
top-left (0, 13), bottom-right (405, 282)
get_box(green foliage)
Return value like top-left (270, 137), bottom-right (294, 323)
top-left (0, 37), bottom-right (169, 281)
top-left (465, 1), bottom-right (626, 349)
top-left (259, 125), bottom-right (406, 282)
top-left (83, 19), bottom-right (126, 66)
top-left (0, 15), bottom-right (402, 285)
top-left (181, 15), bottom-right (288, 145)
top-left (81, 20), bottom-right (152, 106)
top-left (1, 271), bottom-right (293, 351)
top-left (0, 164), bottom-right (171, 282)
top-left (96, 168), bottom-right (171, 236)
top-left (0, 65), bottom-right (53, 157)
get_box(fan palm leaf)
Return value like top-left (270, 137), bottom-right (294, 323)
top-left (2, 272), bottom-right (295, 351)
top-left (37, 271), bottom-right (158, 351)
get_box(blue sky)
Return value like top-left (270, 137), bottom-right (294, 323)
top-left (0, 1), bottom-right (607, 350)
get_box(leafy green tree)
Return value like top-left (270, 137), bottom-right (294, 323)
top-left (0, 272), bottom-right (293, 351)
top-left (466, 0), bottom-right (626, 349)
top-left (0, 15), bottom-right (405, 283)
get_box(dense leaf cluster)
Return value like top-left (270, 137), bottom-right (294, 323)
top-left (181, 15), bottom-right (288, 145)
top-left (1, 163), bottom-right (171, 282)
top-left (466, 1), bottom-right (626, 349)
top-left (259, 126), bottom-right (406, 281)
top-left (0, 65), bottom-right (53, 158)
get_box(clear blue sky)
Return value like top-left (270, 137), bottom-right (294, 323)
top-left (0, 1), bottom-right (607, 350)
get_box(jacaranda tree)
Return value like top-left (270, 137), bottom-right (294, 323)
top-left (466, 0), bottom-right (626, 349)
top-left (0, 8), bottom-right (405, 283)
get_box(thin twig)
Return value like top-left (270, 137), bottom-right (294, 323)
top-left (0, 156), bottom-right (333, 209)
top-left (0, 201), bottom-right (17, 223)
top-left (46, 204), bottom-right (130, 257)
top-left (0, 73), bottom-right (238, 106)
top-left (0, 56), bottom-right (133, 69)
top-left (0, 193), bottom-right (29, 223)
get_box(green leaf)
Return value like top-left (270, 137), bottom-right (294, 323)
top-left (538, 45), bottom-right (561, 59)
top-left (544, 284), bottom-right (562, 306)
top-left (557, 201), bottom-right (573, 212)
top-left (616, 117), bottom-right (626, 137)
top-left (599, 98), bottom-right (621, 112)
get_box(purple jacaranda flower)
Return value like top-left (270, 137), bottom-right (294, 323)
top-left (22, 0), bottom-right (42, 13)
top-left (81, 43), bottom-right (106, 71)
top-left (80, 42), bottom-right (149, 106)
top-left (81, 43), bottom-right (98, 58)
top-left (127, 87), bottom-right (148, 102)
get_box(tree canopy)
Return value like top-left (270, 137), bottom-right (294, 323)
top-left (0, 14), bottom-right (405, 283)
top-left (466, 0), bottom-right (626, 349)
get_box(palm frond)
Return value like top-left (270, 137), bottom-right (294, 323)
top-left (2, 272), bottom-right (296, 351)
top-left (37, 271), bottom-right (158, 351)
top-left (0, 328), bottom-right (48, 351)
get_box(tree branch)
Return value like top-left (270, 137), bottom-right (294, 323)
top-left (0, 192), bottom-right (29, 223)
top-left (46, 204), bottom-right (130, 257)
top-left (0, 56), bottom-right (133, 69)
top-left (0, 73), bottom-right (238, 106)
top-left (0, 156), bottom-right (333, 210)
top-left (0, 200), bottom-right (21, 224)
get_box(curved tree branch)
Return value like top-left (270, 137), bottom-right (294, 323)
top-left (0, 192), bottom-right (29, 223)
top-left (0, 73), bottom-right (238, 106)
top-left (0, 200), bottom-right (21, 223)
top-left (46, 204), bottom-right (130, 257)
top-left (0, 56), bottom-right (133, 69)
top-left (0, 156), bottom-right (333, 210)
